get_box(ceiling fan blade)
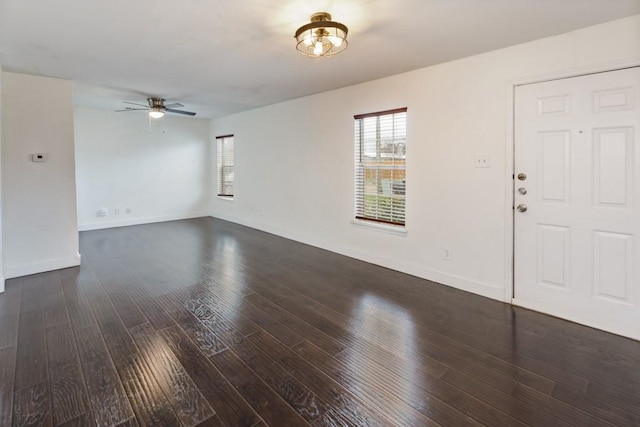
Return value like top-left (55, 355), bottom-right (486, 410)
top-left (123, 101), bottom-right (150, 108)
top-left (164, 103), bottom-right (184, 109)
top-left (166, 108), bottom-right (196, 116)
top-left (115, 108), bottom-right (148, 112)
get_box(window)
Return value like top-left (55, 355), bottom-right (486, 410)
top-left (216, 135), bottom-right (234, 198)
top-left (354, 108), bottom-right (407, 226)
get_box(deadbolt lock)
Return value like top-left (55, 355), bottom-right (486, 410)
top-left (518, 187), bottom-right (527, 195)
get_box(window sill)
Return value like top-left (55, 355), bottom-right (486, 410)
top-left (217, 196), bottom-right (234, 201)
top-left (351, 219), bottom-right (407, 236)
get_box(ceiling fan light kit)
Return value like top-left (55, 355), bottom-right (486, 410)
top-left (294, 12), bottom-right (348, 58)
top-left (148, 108), bottom-right (165, 119)
top-left (148, 98), bottom-right (165, 119)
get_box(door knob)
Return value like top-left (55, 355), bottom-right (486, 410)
top-left (516, 204), bottom-right (528, 212)
top-left (517, 173), bottom-right (527, 181)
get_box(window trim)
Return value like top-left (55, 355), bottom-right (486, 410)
top-left (353, 107), bottom-right (407, 120)
top-left (354, 107), bottom-right (407, 227)
top-left (216, 134), bottom-right (235, 198)
top-left (351, 219), bottom-right (408, 236)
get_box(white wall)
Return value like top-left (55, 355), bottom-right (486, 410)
top-left (1, 72), bottom-right (80, 279)
top-left (0, 65), bottom-right (4, 291)
top-left (74, 108), bottom-right (211, 231)
top-left (211, 15), bottom-right (640, 302)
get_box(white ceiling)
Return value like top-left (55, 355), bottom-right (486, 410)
top-left (1, 0), bottom-right (639, 119)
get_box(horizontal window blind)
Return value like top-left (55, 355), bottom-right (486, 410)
top-left (216, 135), bottom-right (234, 197)
top-left (354, 108), bottom-right (407, 226)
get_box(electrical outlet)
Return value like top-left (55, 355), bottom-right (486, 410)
top-left (443, 248), bottom-right (453, 261)
top-left (114, 208), bottom-right (120, 215)
top-left (126, 208), bottom-right (132, 214)
top-left (97, 208), bottom-right (108, 217)
top-left (31, 153), bottom-right (48, 162)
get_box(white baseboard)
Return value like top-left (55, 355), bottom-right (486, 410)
top-left (79, 212), bottom-right (209, 231)
top-left (4, 253), bottom-right (82, 280)
top-left (209, 213), bottom-right (505, 302)
top-left (0, 274), bottom-right (4, 293)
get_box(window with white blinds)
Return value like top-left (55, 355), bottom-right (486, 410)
top-left (216, 135), bottom-right (234, 198)
top-left (354, 108), bottom-right (407, 226)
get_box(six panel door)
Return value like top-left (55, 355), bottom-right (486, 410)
top-left (514, 67), bottom-right (640, 340)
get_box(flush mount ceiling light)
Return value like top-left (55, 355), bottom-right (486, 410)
top-left (294, 12), bottom-right (348, 58)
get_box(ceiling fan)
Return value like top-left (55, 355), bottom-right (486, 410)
top-left (116, 98), bottom-right (196, 118)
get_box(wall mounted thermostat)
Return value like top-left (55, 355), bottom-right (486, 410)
top-left (31, 153), bottom-right (48, 162)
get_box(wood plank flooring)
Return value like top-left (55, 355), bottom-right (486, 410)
top-left (1, 217), bottom-right (639, 426)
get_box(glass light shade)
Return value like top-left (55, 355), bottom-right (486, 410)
top-left (294, 12), bottom-right (348, 58)
top-left (149, 108), bottom-right (165, 119)
top-left (328, 35), bottom-right (343, 47)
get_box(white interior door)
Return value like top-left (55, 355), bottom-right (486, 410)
top-left (514, 67), bottom-right (640, 340)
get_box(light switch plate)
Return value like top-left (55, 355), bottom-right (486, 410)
top-left (474, 153), bottom-right (490, 168)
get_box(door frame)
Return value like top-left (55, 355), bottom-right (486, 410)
top-left (504, 59), bottom-right (640, 303)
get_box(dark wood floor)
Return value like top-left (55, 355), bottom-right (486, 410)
top-left (1, 218), bottom-right (639, 426)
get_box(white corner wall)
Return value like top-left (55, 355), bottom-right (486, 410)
top-left (74, 108), bottom-right (211, 231)
top-left (2, 72), bottom-right (80, 279)
top-left (211, 15), bottom-right (640, 302)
